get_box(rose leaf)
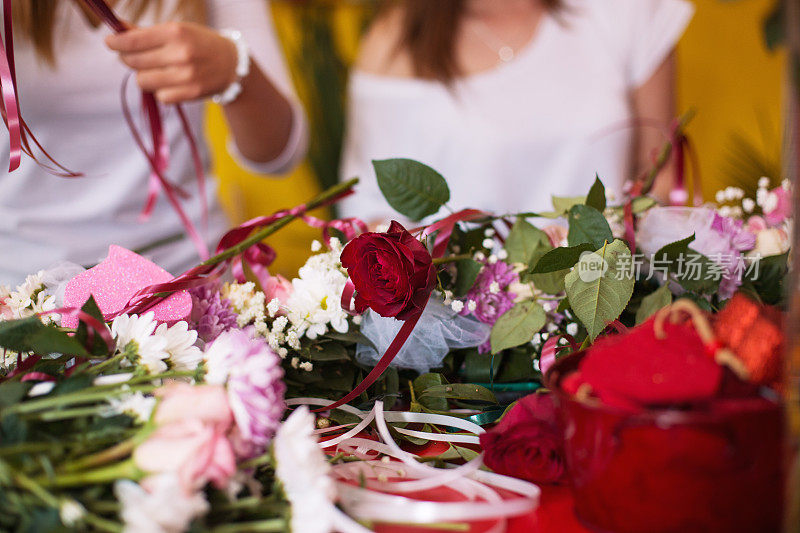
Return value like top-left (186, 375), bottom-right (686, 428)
top-left (373, 158), bottom-right (450, 221)
top-left (490, 301), bottom-right (547, 355)
top-left (565, 239), bottom-right (635, 340)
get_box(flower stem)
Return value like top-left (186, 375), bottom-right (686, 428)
top-left (208, 519), bottom-right (288, 532)
top-left (5, 384), bottom-right (158, 415)
top-left (432, 254), bottom-right (474, 265)
top-left (87, 353), bottom-right (127, 375)
top-left (59, 437), bottom-right (139, 473)
top-left (201, 177), bottom-right (359, 268)
top-left (37, 459), bottom-right (141, 488)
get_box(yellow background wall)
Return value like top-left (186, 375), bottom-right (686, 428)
top-left (207, 0), bottom-right (785, 277)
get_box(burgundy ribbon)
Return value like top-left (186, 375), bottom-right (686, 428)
top-left (539, 333), bottom-right (579, 376)
top-left (109, 190), bottom-right (357, 319)
top-left (0, 0), bottom-right (80, 176)
top-left (79, 0), bottom-right (210, 259)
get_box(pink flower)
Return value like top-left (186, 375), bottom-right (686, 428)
top-left (204, 330), bottom-right (286, 459)
top-left (763, 186), bottom-right (792, 226)
top-left (134, 384), bottom-right (236, 492)
top-left (154, 383), bottom-right (233, 431)
top-left (262, 274), bottom-right (293, 309)
top-left (543, 225), bottom-right (568, 248)
top-left (745, 215), bottom-right (768, 233)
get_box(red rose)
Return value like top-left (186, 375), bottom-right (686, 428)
top-left (340, 221), bottom-right (436, 320)
top-left (479, 392), bottom-right (566, 484)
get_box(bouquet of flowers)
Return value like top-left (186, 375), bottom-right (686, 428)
top-left (0, 155), bottom-right (791, 532)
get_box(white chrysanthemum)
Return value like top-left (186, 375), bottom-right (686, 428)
top-left (4, 271), bottom-right (58, 323)
top-left (111, 313), bottom-right (169, 374)
top-left (107, 392), bottom-right (157, 423)
top-left (286, 250), bottom-right (349, 340)
top-left (274, 407), bottom-right (336, 533)
top-left (115, 474), bottom-right (208, 533)
top-left (154, 321), bottom-right (203, 371)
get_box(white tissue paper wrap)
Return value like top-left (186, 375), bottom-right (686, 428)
top-left (356, 297), bottom-right (490, 374)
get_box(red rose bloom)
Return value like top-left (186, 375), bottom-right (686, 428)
top-left (479, 392), bottom-right (566, 485)
top-left (340, 221), bottom-right (437, 321)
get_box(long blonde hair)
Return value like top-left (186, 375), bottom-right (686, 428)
top-left (14, 0), bottom-right (205, 63)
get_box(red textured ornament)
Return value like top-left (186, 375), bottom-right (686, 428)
top-left (579, 317), bottom-right (723, 407)
top-left (713, 293), bottom-right (784, 388)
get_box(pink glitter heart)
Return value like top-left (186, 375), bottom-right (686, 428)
top-left (62, 245), bottom-right (191, 328)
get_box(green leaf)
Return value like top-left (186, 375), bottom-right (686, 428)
top-left (0, 318), bottom-right (90, 357)
top-left (610, 196), bottom-right (657, 215)
top-left (453, 259), bottom-right (482, 297)
top-left (373, 158), bottom-right (450, 221)
top-left (551, 195), bottom-right (586, 214)
top-left (490, 301), bottom-right (547, 355)
top-left (763, 3), bottom-right (784, 51)
top-left (302, 341), bottom-right (350, 362)
top-left (0, 382), bottom-right (31, 408)
top-left (526, 246), bottom-right (566, 294)
top-left (531, 243), bottom-right (594, 274)
top-left (653, 235), bottom-right (721, 293)
top-left (504, 218), bottom-right (550, 264)
top-left (413, 373), bottom-right (448, 411)
top-left (744, 251), bottom-right (789, 305)
top-left (418, 384), bottom-right (497, 404)
top-left (565, 240), bottom-right (635, 339)
top-left (585, 175), bottom-right (606, 212)
top-left (635, 284), bottom-right (673, 324)
top-left (567, 205), bottom-right (613, 248)
top-left (462, 351), bottom-right (504, 383)
top-left (75, 296), bottom-right (111, 357)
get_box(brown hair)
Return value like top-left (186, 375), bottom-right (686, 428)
top-left (15, 0), bottom-right (205, 63)
top-left (396, 0), bottom-right (562, 82)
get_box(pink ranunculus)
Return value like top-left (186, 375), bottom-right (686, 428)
top-left (261, 273), bottom-right (293, 309)
top-left (135, 384), bottom-right (237, 492)
top-left (745, 215), bottom-right (769, 233)
top-left (154, 383), bottom-right (233, 431)
top-left (134, 418), bottom-right (236, 492)
top-left (763, 186), bottom-right (792, 227)
top-left (543, 225), bottom-right (569, 248)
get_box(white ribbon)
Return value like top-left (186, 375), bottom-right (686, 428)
top-left (286, 398), bottom-right (541, 532)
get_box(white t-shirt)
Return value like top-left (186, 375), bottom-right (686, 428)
top-left (339, 0), bottom-right (693, 222)
top-left (0, 0), bottom-right (307, 285)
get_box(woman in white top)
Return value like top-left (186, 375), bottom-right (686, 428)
top-left (0, 0), bottom-right (307, 285)
top-left (339, 0), bottom-right (693, 223)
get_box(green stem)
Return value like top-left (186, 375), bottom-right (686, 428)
top-left (87, 353), bottom-right (127, 375)
top-left (201, 177), bottom-right (359, 268)
top-left (11, 469), bottom-right (123, 532)
top-left (27, 405), bottom-right (108, 421)
top-left (640, 109), bottom-right (696, 195)
top-left (208, 519), bottom-right (287, 533)
top-left (59, 437), bottom-right (139, 473)
top-left (5, 384), bottom-right (158, 415)
top-left (432, 254), bottom-right (473, 265)
top-left (37, 459), bottom-right (141, 488)
top-left (238, 452), bottom-right (274, 470)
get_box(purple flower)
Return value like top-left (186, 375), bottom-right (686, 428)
top-left (461, 261), bottom-right (519, 353)
top-left (203, 329), bottom-right (286, 459)
top-left (190, 284), bottom-right (238, 343)
top-left (638, 207), bottom-right (758, 300)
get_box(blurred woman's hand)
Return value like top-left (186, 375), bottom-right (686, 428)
top-left (105, 22), bottom-right (239, 104)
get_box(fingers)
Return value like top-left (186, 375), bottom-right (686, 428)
top-left (105, 22), bottom-right (182, 53)
top-left (155, 85), bottom-right (204, 105)
top-left (118, 46), bottom-right (190, 70)
top-left (135, 65), bottom-right (195, 92)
